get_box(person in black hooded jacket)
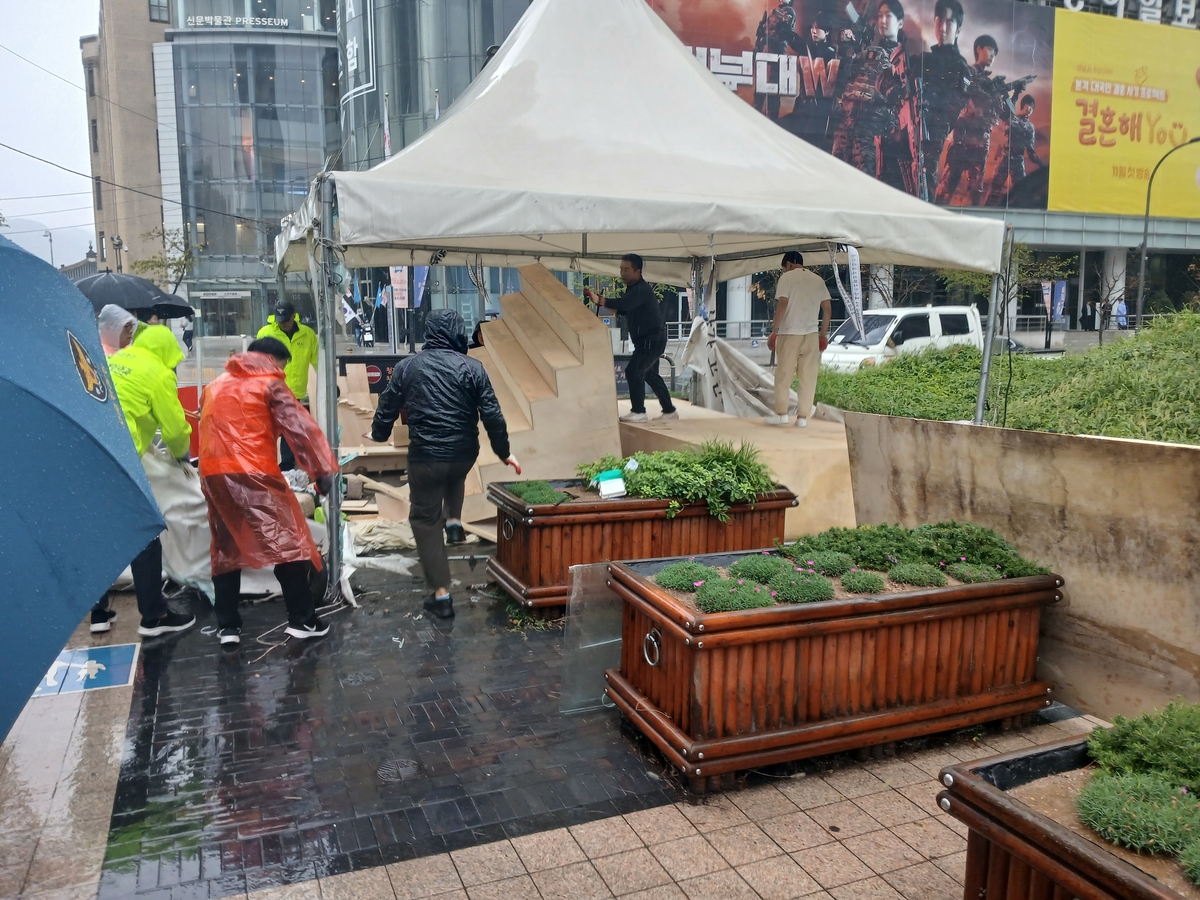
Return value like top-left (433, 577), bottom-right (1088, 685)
top-left (368, 308), bottom-right (520, 618)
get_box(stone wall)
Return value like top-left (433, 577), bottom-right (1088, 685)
top-left (842, 412), bottom-right (1200, 720)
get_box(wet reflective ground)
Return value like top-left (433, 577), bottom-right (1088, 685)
top-left (97, 563), bottom-right (676, 899)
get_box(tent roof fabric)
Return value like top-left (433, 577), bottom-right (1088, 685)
top-left (277, 0), bottom-right (1006, 281)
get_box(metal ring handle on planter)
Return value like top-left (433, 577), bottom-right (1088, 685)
top-left (502, 519), bottom-right (515, 540)
top-left (643, 627), bottom-right (662, 667)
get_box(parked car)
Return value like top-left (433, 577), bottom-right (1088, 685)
top-left (821, 305), bottom-right (983, 373)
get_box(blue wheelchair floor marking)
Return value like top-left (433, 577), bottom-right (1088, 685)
top-left (33, 643), bottom-right (140, 697)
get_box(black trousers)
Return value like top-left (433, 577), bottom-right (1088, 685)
top-left (213, 561), bottom-right (314, 631)
top-left (94, 537), bottom-right (167, 622)
top-left (408, 457), bottom-right (475, 593)
top-left (625, 332), bottom-right (674, 415)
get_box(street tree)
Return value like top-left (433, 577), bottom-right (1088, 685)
top-left (130, 227), bottom-right (200, 294)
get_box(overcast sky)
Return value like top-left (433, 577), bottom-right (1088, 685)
top-left (0, 0), bottom-right (101, 265)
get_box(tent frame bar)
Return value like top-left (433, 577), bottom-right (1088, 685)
top-left (337, 241), bottom-right (835, 266)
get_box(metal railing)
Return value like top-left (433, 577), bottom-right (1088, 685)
top-left (664, 319), bottom-right (848, 341)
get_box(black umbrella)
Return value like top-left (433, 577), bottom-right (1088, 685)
top-left (74, 271), bottom-right (194, 319)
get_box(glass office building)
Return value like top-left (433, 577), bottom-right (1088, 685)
top-left (339, 0), bottom-right (531, 331)
top-left (156, 2), bottom-right (339, 335)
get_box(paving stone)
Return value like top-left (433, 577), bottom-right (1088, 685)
top-left (703, 823), bottom-right (783, 867)
top-left (931, 851), bottom-right (967, 884)
top-left (464, 874), bottom-right (541, 900)
top-left (791, 843), bottom-right (874, 889)
top-left (387, 853), bottom-right (463, 898)
top-left (860, 761), bottom-right (928, 790)
top-left (852, 791), bottom-right (926, 828)
top-left (677, 868), bottom-right (759, 900)
top-left (890, 819), bottom-right (967, 860)
top-left (837, 831), bottom-right (923, 875)
top-left (510, 828), bottom-right (586, 872)
top-left (758, 811), bottom-right (835, 853)
top-left (591, 848), bottom-right (672, 896)
top-left (320, 865), bottom-right (397, 899)
top-left (648, 836), bottom-right (729, 882)
top-left (819, 769), bottom-right (889, 800)
top-left (623, 807), bottom-right (697, 846)
top-left (618, 885), bottom-right (687, 900)
top-left (806, 801), bottom-right (883, 839)
top-left (775, 777), bottom-right (845, 810)
top-left (727, 785), bottom-right (799, 821)
top-left (450, 841), bottom-right (525, 887)
top-left (882, 861), bottom-right (962, 900)
top-left (827, 876), bottom-right (905, 899)
top-left (675, 797), bottom-right (750, 834)
top-left (736, 854), bottom-right (824, 899)
top-left (530, 860), bottom-right (612, 900)
top-left (570, 817), bottom-right (644, 858)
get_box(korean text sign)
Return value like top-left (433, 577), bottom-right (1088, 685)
top-left (1048, 9), bottom-right (1200, 217)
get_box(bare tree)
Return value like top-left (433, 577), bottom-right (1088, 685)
top-left (1090, 254), bottom-right (1137, 345)
top-left (130, 226), bottom-right (201, 294)
top-left (938, 244), bottom-right (1073, 335)
top-left (864, 265), bottom-right (935, 308)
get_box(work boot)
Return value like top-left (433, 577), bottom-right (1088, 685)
top-left (445, 522), bottom-right (467, 544)
top-left (423, 593), bottom-right (455, 620)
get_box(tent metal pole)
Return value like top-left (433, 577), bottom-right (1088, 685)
top-left (319, 176), bottom-right (342, 593)
top-left (973, 226), bottom-right (1011, 426)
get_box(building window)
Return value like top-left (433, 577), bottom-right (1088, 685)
top-left (149, 0), bottom-right (169, 22)
top-left (86, 66), bottom-right (95, 96)
top-left (91, 119), bottom-right (99, 153)
top-left (99, 232), bottom-right (106, 261)
top-left (94, 176), bottom-right (103, 210)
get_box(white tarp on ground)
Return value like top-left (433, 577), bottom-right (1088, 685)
top-left (276, 0), bottom-right (1005, 283)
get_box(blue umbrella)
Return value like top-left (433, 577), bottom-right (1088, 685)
top-left (0, 236), bottom-right (164, 740)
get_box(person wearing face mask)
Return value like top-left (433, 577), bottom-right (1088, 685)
top-left (90, 306), bottom-right (197, 637)
top-left (198, 337), bottom-right (339, 647)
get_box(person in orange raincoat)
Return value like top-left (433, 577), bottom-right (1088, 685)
top-left (199, 337), bottom-right (339, 647)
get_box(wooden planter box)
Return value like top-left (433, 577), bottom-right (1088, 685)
top-left (937, 737), bottom-right (1189, 900)
top-left (603, 551), bottom-right (1062, 786)
top-left (486, 481), bottom-right (797, 609)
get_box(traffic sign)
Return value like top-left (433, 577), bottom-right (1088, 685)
top-left (33, 644), bottom-right (140, 697)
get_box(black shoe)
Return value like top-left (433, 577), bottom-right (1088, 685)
top-left (218, 627), bottom-right (242, 646)
top-left (445, 523), bottom-right (467, 544)
top-left (90, 609), bottom-right (117, 634)
top-left (138, 611), bottom-right (196, 637)
top-left (285, 614), bottom-right (330, 640)
top-left (423, 594), bottom-right (455, 619)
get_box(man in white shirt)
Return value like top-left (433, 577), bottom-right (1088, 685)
top-left (767, 252), bottom-right (832, 427)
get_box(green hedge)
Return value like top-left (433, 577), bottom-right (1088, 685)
top-left (506, 480), bottom-right (571, 505)
top-left (888, 562), bottom-right (947, 587)
top-left (728, 554), bottom-right (789, 584)
top-left (696, 578), bottom-right (775, 613)
top-left (841, 570), bottom-right (886, 594)
top-left (815, 311), bottom-right (1200, 446)
top-left (655, 561), bottom-right (721, 593)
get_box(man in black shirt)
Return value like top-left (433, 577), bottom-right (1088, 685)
top-left (585, 254), bottom-right (678, 424)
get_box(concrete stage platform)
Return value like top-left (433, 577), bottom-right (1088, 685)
top-left (617, 399), bottom-right (856, 540)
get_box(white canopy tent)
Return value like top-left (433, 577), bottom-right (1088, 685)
top-left (276, 0), bottom-right (1006, 282)
top-left (281, 0), bottom-right (1011, 595)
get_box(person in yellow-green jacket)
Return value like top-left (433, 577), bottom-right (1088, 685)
top-left (257, 300), bottom-right (318, 470)
top-left (91, 306), bottom-right (197, 639)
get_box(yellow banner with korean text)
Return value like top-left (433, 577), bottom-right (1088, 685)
top-left (1048, 9), bottom-right (1200, 218)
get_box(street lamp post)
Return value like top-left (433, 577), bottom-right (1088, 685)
top-left (1135, 136), bottom-right (1200, 330)
top-left (43, 230), bottom-right (54, 268)
top-left (111, 234), bottom-right (124, 273)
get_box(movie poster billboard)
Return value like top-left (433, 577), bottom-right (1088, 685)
top-left (1047, 10), bottom-right (1200, 218)
top-left (649, 0), bottom-right (1055, 209)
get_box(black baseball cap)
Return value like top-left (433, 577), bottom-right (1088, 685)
top-left (275, 300), bottom-right (296, 320)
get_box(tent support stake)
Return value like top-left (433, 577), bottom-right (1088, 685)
top-left (319, 176), bottom-right (343, 594)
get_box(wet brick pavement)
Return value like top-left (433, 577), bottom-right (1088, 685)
top-left (97, 562), bottom-right (676, 900)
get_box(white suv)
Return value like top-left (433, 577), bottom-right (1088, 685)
top-left (821, 305), bottom-right (983, 373)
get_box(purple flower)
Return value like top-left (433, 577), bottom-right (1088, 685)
top-left (770, 591), bottom-right (777, 597)
top-left (808, 568), bottom-right (816, 575)
top-left (753, 586), bottom-right (761, 592)
top-left (737, 579), bottom-right (744, 585)
top-left (1181, 787), bottom-right (1190, 795)
top-left (693, 580), bottom-right (705, 587)
top-left (960, 556), bottom-right (967, 561)
top-left (850, 567), bottom-right (858, 572)
top-left (807, 560), bottom-right (815, 566)
top-left (761, 550), bottom-right (770, 555)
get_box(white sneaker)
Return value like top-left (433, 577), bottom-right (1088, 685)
top-left (657, 411), bottom-right (679, 422)
top-left (763, 415), bottom-right (790, 426)
top-left (795, 417), bottom-right (808, 428)
top-left (620, 412), bottom-right (649, 423)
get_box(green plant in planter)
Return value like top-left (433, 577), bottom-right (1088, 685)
top-left (696, 578), bottom-right (775, 613)
top-left (1077, 772), bottom-right (1200, 855)
top-left (577, 440), bottom-right (774, 521)
top-left (787, 523), bottom-right (920, 571)
top-left (946, 562), bottom-right (999, 583)
top-left (728, 553), bottom-right (789, 584)
top-left (769, 571), bottom-right (835, 604)
top-left (1182, 840), bottom-right (1200, 884)
top-left (841, 569), bottom-right (886, 594)
top-left (507, 480), bottom-right (571, 505)
top-left (888, 562), bottom-right (947, 587)
top-left (655, 561), bottom-right (720, 593)
top-left (1089, 701), bottom-right (1200, 790)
